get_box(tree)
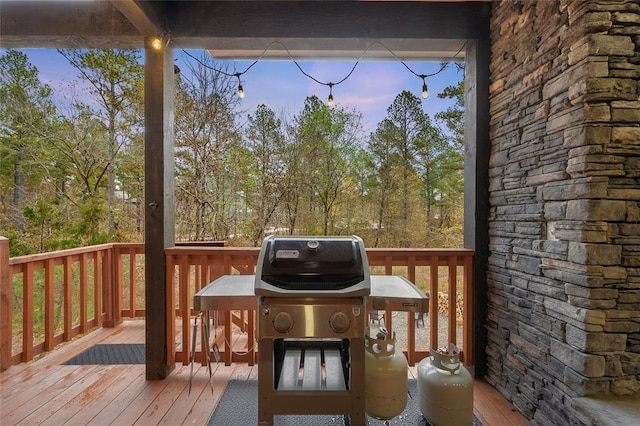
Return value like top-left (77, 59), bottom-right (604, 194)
top-left (435, 77), bottom-right (465, 233)
top-left (384, 90), bottom-right (426, 246)
top-left (414, 112), bottom-right (449, 227)
top-left (244, 104), bottom-right (285, 245)
top-left (22, 197), bottom-right (63, 252)
top-left (174, 53), bottom-right (241, 241)
top-left (366, 119), bottom-right (400, 247)
top-left (117, 130), bottom-right (145, 237)
top-left (279, 118), bottom-right (305, 235)
top-left (57, 49), bottom-right (143, 232)
top-left (0, 49), bottom-right (56, 233)
top-left (436, 78), bottom-right (465, 145)
top-left (44, 103), bottom-right (112, 246)
top-left (294, 96), bottom-right (362, 235)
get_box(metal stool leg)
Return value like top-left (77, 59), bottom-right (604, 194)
top-left (188, 313), bottom-right (200, 394)
top-left (203, 311), bottom-right (214, 393)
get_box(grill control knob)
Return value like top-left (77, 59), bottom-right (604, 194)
top-left (329, 311), bottom-right (350, 334)
top-left (273, 311), bottom-right (293, 333)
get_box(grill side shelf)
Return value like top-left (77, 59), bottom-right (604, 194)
top-left (368, 275), bottom-right (429, 313)
top-left (194, 274), bottom-right (429, 313)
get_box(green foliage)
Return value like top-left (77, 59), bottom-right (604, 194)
top-left (174, 53), bottom-right (242, 242)
top-left (294, 96), bottom-right (363, 235)
top-left (58, 49), bottom-right (144, 234)
top-left (2, 50), bottom-right (467, 358)
top-left (0, 49), bottom-right (57, 234)
top-left (243, 104), bottom-right (286, 245)
top-left (1, 49), bottom-right (464, 254)
top-left (434, 73), bottom-right (465, 237)
top-left (4, 229), bottom-right (33, 257)
top-left (23, 197), bottom-right (64, 251)
top-left (436, 79), bottom-right (465, 144)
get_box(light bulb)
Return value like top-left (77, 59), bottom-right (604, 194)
top-left (327, 84), bottom-right (334, 106)
top-left (421, 80), bottom-right (429, 99)
top-left (151, 37), bottom-right (163, 50)
top-left (235, 74), bottom-right (245, 99)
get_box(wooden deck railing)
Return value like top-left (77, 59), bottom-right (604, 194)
top-left (0, 237), bottom-right (473, 371)
top-left (165, 246), bottom-right (260, 367)
top-left (0, 239), bottom-right (144, 370)
top-left (165, 246), bottom-right (475, 367)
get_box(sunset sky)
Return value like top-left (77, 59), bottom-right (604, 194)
top-left (14, 48), bottom-right (463, 135)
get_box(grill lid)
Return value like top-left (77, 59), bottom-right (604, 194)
top-left (255, 235), bottom-right (370, 297)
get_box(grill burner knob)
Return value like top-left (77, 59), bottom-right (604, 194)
top-left (272, 311), bottom-right (293, 333)
top-left (329, 311), bottom-right (350, 334)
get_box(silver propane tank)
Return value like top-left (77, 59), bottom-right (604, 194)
top-left (417, 343), bottom-right (473, 426)
top-left (364, 327), bottom-right (408, 421)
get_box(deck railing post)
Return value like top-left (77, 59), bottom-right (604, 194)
top-left (103, 245), bottom-right (122, 327)
top-left (112, 245), bottom-right (123, 326)
top-left (166, 252), bottom-right (176, 365)
top-left (0, 237), bottom-right (11, 371)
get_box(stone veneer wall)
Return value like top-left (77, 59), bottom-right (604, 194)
top-left (486, 0), bottom-right (640, 423)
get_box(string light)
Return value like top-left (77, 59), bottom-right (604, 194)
top-left (235, 73), bottom-right (245, 99)
top-left (327, 83), bottom-right (334, 106)
top-left (392, 45), bottom-right (466, 101)
top-left (421, 76), bottom-right (429, 99)
top-left (181, 49), bottom-right (263, 99)
top-left (181, 41), bottom-right (466, 103)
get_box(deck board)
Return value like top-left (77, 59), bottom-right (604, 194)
top-left (65, 365), bottom-right (144, 425)
top-left (15, 365), bottom-right (111, 424)
top-left (0, 320), bottom-right (528, 426)
top-left (40, 365), bottom-right (128, 426)
top-left (474, 379), bottom-right (528, 425)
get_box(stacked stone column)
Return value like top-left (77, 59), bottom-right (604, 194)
top-left (487, 1), bottom-right (640, 423)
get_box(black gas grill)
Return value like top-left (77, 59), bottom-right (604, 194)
top-left (255, 235), bottom-right (370, 297)
top-left (256, 235), bottom-right (369, 425)
top-left (193, 235), bottom-right (430, 426)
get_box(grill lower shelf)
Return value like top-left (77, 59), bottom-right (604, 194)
top-left (277, 348), bottom-right (347, 391)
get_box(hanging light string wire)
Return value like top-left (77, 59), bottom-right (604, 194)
top-left (180, 40), bottom-right (466, 98)
top-left (378, 41), bottom-right (466, 99)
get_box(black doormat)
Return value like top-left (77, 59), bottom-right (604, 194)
top-left (62, 343), bottom-right (145, 365)
top-left (208, 379), bottom-right (482, 426)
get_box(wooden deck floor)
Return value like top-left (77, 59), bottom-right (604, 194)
top-left (1, 321), bottom-right (528, 425)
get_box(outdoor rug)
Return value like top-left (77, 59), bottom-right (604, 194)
top-left (63, 343), bottom-right (145, 365)
top-left (208, 379), bottom-right (482, 426)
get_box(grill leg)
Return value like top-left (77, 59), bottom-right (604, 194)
top-left (349, 337), bottom-right (367, 426)
top-left (258, 337), bottom-right (274, 426)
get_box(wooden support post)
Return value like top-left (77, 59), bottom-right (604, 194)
top-left (145, 36), bottom-right (176, 380)
top-left (464, 37), bottom-right (490, 376)
top-left (0, 237), bottom-right (11, 371)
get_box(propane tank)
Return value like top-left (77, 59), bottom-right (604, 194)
top-left (417, 344), bottom-right (473, 426)
top-left (364, 327), bottom-right (408, 420)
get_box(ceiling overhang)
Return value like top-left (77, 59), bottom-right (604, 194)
top-left (206, 38), bottom-right (468, 62)
top-left (1, 1), bottom-right (490, 61)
